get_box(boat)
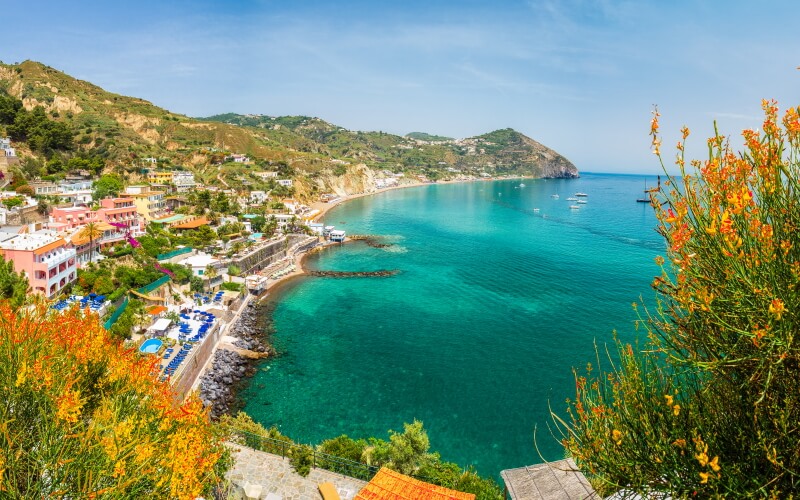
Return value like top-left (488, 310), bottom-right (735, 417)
top-left (637, 176), bottom-right (661, 203)
top-left (566, 197), bottom-right (578, 201)
top-left (569, 205), bottom-right (580, 210)
top-left (533, 208), bottom-right (540, 213)
top-left (575, 192), bottom-right (588, 197)
top-left (519, 183), bottom-right (526, 187)
top-left (577, 200), bottom-right (587, 204)
top-left (551, 194), bottom-right (560, 199)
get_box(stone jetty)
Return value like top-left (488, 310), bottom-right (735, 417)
top-left (306, 269), bottom-right (399, 278)
top-left (200, 301), bottom-right (271, 419)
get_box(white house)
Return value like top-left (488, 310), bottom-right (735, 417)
top-left (0, 137), bottom-right (15, 157)
top-left (276, 179), bottom-right (293, 187)
top-left (249, 191), bottom-right (268, 205)
top-left (269, 214), bottom-right (296, 228)
top-left (254, 171), bottom-right (278, 180)
top-left (179, 253), bottom-right (221, 276)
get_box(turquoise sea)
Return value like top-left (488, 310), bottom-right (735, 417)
top-left (240, 173), bottom-right (664, 478)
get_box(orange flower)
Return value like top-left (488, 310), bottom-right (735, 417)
top-left (696, 451), bottom-right (709, 467)
top-left (709, 455), bottom-right (721, 472)
top-left (664, 394), bottom-right (674, 406)
top-left (699, 471), bottom-right (710, 484)
top-left (55, 389), bottom-right (84, 424)
top-left (611, 429), bottom-right (623, 446)
top-left (673, 404), bottom-right (681, 416)
top-left (769, 298), bottom-right (786, 320)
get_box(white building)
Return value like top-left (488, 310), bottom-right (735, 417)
top-left (0, 137), bottom-right (15, 157)
top-left (172, 171), bottom-right (196, 192)
top-left (254, 171), bottom-right (278, 180)
top-left (249, 191), bottom-right (268, 205)
top-left (178, 252), bottom-right (222, 277)
top-left (269, 214), bottom-right (296, 228)
top-left (276, 179), bottom-right (293, 187)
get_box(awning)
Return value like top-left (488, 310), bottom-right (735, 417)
top-left (148, 318), bottom-right (172, 332)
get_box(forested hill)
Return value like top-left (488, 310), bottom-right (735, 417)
top-left (202, 114), bottom-right (579, 178)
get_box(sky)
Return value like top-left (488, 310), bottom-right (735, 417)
top-left (1, 0), bottom-right (798, 173)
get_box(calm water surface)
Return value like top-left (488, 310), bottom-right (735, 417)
top-left (240, 173), bottom-right (663, 477)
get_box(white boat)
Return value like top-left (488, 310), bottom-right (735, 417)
top-left (569, 205), bottom-right (580, 210)
top-left (566, 197), bottom-right (578, 201)
top-left (533, 208), bottom-right (540, 213)
top-left (575, 192), bottom-right (588, 197)
top-left (577, 200), bottom-right (587, 204)
top-left (551, 194), bottom-right (560, 199)
top-left (519, 183), bottom-right (526, 187)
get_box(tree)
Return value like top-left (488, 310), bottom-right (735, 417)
top-left (559, 101), bottom-right (800, 497)
top-left (190, 275), bottom-right (204, 293)
top-left (250, 215), bottom-right (266, 233)
top-left (36, 198), bottom-right (49, 216)
top-left (78, 222), bottom-right (103, 264)
top-left (1, 196), bottom-right (24, 209)
top-left (0, 301), bottom-right (228, 496)
top-left (92, 174), bottom-right (123, 201)
top-left (363, 420), bottom-right (431, 475)
top-left (204, 264), bottom-right (218, 287)
top-left (0, 256), bottom-right (29, 309)
top-left (226, 265), bottom-right (241, 281)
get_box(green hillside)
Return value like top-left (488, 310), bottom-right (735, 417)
top-left (0, 60), bottom-right (578, 184)
top-left (405, 132), bottom-right (454, 142)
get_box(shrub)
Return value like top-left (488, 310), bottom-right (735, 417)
top-left (0, 302), bottom-right (228, 497)
top-left (557, 101), bottom-right (800, 497)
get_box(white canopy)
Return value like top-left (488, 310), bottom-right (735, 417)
top-left (149, 318), bottom-right (172, 332)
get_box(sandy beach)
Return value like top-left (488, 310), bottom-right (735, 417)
top-left (308, 180), bottom-right (426, 223)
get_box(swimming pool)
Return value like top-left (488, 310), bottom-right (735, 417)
top-left (139, 338), bottom-right (163, 354)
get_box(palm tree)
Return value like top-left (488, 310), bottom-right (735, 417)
top-left (204, 264), bottom-right (218, 285)
top-left (78, 222), bottom-right (103, 264)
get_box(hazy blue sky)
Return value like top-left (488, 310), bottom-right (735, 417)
top-left (2, 1), bottom-right (798, 173)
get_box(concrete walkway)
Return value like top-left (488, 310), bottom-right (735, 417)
top-left (226, 444), bottom-right (368, 500)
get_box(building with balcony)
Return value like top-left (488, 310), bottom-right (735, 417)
top-left (31, 181), bottom-right (59, 196)
top-left (49, 198), bottom-right (141, 234)
top-left (98, 197), bottom-right (141, 232)
top-left (121, 185), bottom-right (166, 222)
top-left (147, 170), bottom-right (174, 185)
top-left (69, 222), bottom-right (131, 266)
top-left (0, 231), bottom-right (77, 297)
top-left (172, 171), bottom-right (196, 192)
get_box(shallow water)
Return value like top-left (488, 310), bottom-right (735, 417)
top-left (240, 173), bottom-right (663, 477)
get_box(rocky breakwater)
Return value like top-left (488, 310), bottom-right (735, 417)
top-left (306, 269), bottom-right (399, 278)
top-left (200, 302), bottom-right (270, 419)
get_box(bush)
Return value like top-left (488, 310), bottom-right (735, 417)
top-left (0, 302), bottom-right (227, 497)
top-left (557, 101), bottom-right (800, 497)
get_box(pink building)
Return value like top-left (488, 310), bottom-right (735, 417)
top-left (50, 198), bottom-right (140, 231)
top-left (0, 232), bottom-right (77, 297)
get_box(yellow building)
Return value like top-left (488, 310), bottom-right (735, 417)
top-left (121, 185), bottom-right (166, 222)
top-left (147, 171), bottom-right (174, 184)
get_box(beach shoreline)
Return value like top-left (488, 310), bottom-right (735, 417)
top-left (308, 175), bottom-right (531, 224)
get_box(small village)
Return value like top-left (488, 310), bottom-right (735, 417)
top-left (0, 135), bottom-right (353, 397)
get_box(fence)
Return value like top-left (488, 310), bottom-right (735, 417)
top-left (102, 296), bottom-right (129, 330)
top-left (157, 247), bottom-right (193, 261)
top-left (223, 427), bottom-right (380, 481)
top-left (137, 275), bottom-right (171, 295)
